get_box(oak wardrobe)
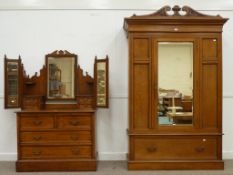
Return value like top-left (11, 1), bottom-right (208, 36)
top-left (124, 5), bottom-right (228, 170)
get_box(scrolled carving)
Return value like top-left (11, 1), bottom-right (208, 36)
top-left (182, 6), bottom-right (211, 17)
top-left (148, 5), bottom-right (171, 16)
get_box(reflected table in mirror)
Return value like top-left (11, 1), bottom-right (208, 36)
top-left (167, 112), bottom-right (193, 124)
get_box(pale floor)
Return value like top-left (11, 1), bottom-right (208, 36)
top-left (1, 161), bottom-right (233, 175)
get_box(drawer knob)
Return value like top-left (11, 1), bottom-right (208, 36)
top-left (32, 150), bottom-right (42, 156)
top-left (69, 120), bottom-right (80, 126)
top-left (32, 136), bottom-right (42, 140)
top-left (33, 120), bottom-right (42, 126)
top-left (72, 149), bottom-right (80, 155)
top-left (147, 146), bottom-right (157, 152)
top-left (71, 135), bottom-right (79, 140)
top-left (195, 147), bottom-right (205, 153)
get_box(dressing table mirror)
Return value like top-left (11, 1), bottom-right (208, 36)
top-left (46, 52), bottom-right (77, 100)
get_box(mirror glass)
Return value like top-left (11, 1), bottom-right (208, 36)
top-left (96, 62), bottom-right (107, 106)
top-left (47, 57), bottom-right (75, 99)
top-left (158, 42), bottom-right (193, 125)
top-left (7, 62), bottom-right (19, 106)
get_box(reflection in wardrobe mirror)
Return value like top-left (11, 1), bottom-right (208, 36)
top-left (158, 42), bottom-right (193, 126)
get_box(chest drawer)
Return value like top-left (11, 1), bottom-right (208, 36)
top-left (20, 131), bottom-right (91, 143)
top-left (20, 146), bottom-right (92, 159)
top-left (57, 115), bottom-right (91, 129)
top-left (19, 115), bottom-right (54, 130)
top-left (133, 136), bottom-right (218, 160)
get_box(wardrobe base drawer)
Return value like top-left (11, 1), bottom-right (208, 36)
top-left (131, 135), bottom-right (220, 160)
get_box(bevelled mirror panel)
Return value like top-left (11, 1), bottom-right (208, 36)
top-left (4, 58), bottom-right (21, 108)
top-left (47, 57), bottom-right (75, 99)
top-left (95, 57), bottom-right (109, 108)
top-left (158, 42), bottom-right (193, 126)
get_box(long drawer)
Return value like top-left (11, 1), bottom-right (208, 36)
top-left (132, 136), bottom-right (219, 160)
top-left (20, 146), bottom-right (92, 159)
top-left (20, 131), bottom-right (92, 144)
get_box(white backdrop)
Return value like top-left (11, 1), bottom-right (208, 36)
top-left (0, 0), bottom-right (233, 160)
top-left (0, 0), bottom-right (233, 10)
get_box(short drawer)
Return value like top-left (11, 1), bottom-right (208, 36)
top-left (20, 146), bottom-right (92, 159)
top-left (20, 131), bottom-right (92, 143)
top-left (57, 115), bottom-right (91, 129)
top-left (133, 136), bottom-right (218, 160)
top-left (19, 115), bottom-right (54, 130)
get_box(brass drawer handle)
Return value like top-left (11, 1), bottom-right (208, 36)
top-left (71, 135), bottom-right (79, 140)
top-left (69, 120), bottom-right (80, 126)
top-left (33, 120), bottom-right (42, 126)
top-left (147, 145), bottom-right (157, 152)
top-left (195, 147), bottom-right (205, 153)
top-left (72, 149), bottom-right (80, 155)
top-left (32, 150), bottom-right (42, 156)
top-left (32, 136), bottom-right (42, 140)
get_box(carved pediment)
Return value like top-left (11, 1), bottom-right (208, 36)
top-left (124, 5), bottom-right (228, 33)
top-left (133, 5), bottom-right (221, 18)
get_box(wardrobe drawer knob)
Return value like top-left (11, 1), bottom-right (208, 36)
top-left (195, 147), bottom-right (205, 153)
top-left (147, 145), bottom-right (157, 152)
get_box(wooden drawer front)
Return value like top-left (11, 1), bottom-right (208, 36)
top-left (20, 131), bottom-right (92, 143)
top-left (21, 146), bottom-right (92, 159)
top-left (19, 115), bottom-right (54, 130)
top-left (57, 116), bottom-right (91, 129)
top-left (133, 136), bottom-right (218, 160)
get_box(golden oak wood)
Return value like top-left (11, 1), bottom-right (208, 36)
top-left (16, 110), bottom-right (96, 172)
top-left (20, 131), bottom-right (92, 143)
top-left (4, 50), bottom-right (99, 172)
top-left (124, 5), bottom-right (228, 170)
top-left (128, 161), bottom-right (224, 170)
top-left (16, 160), bottom-right (97, 172)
